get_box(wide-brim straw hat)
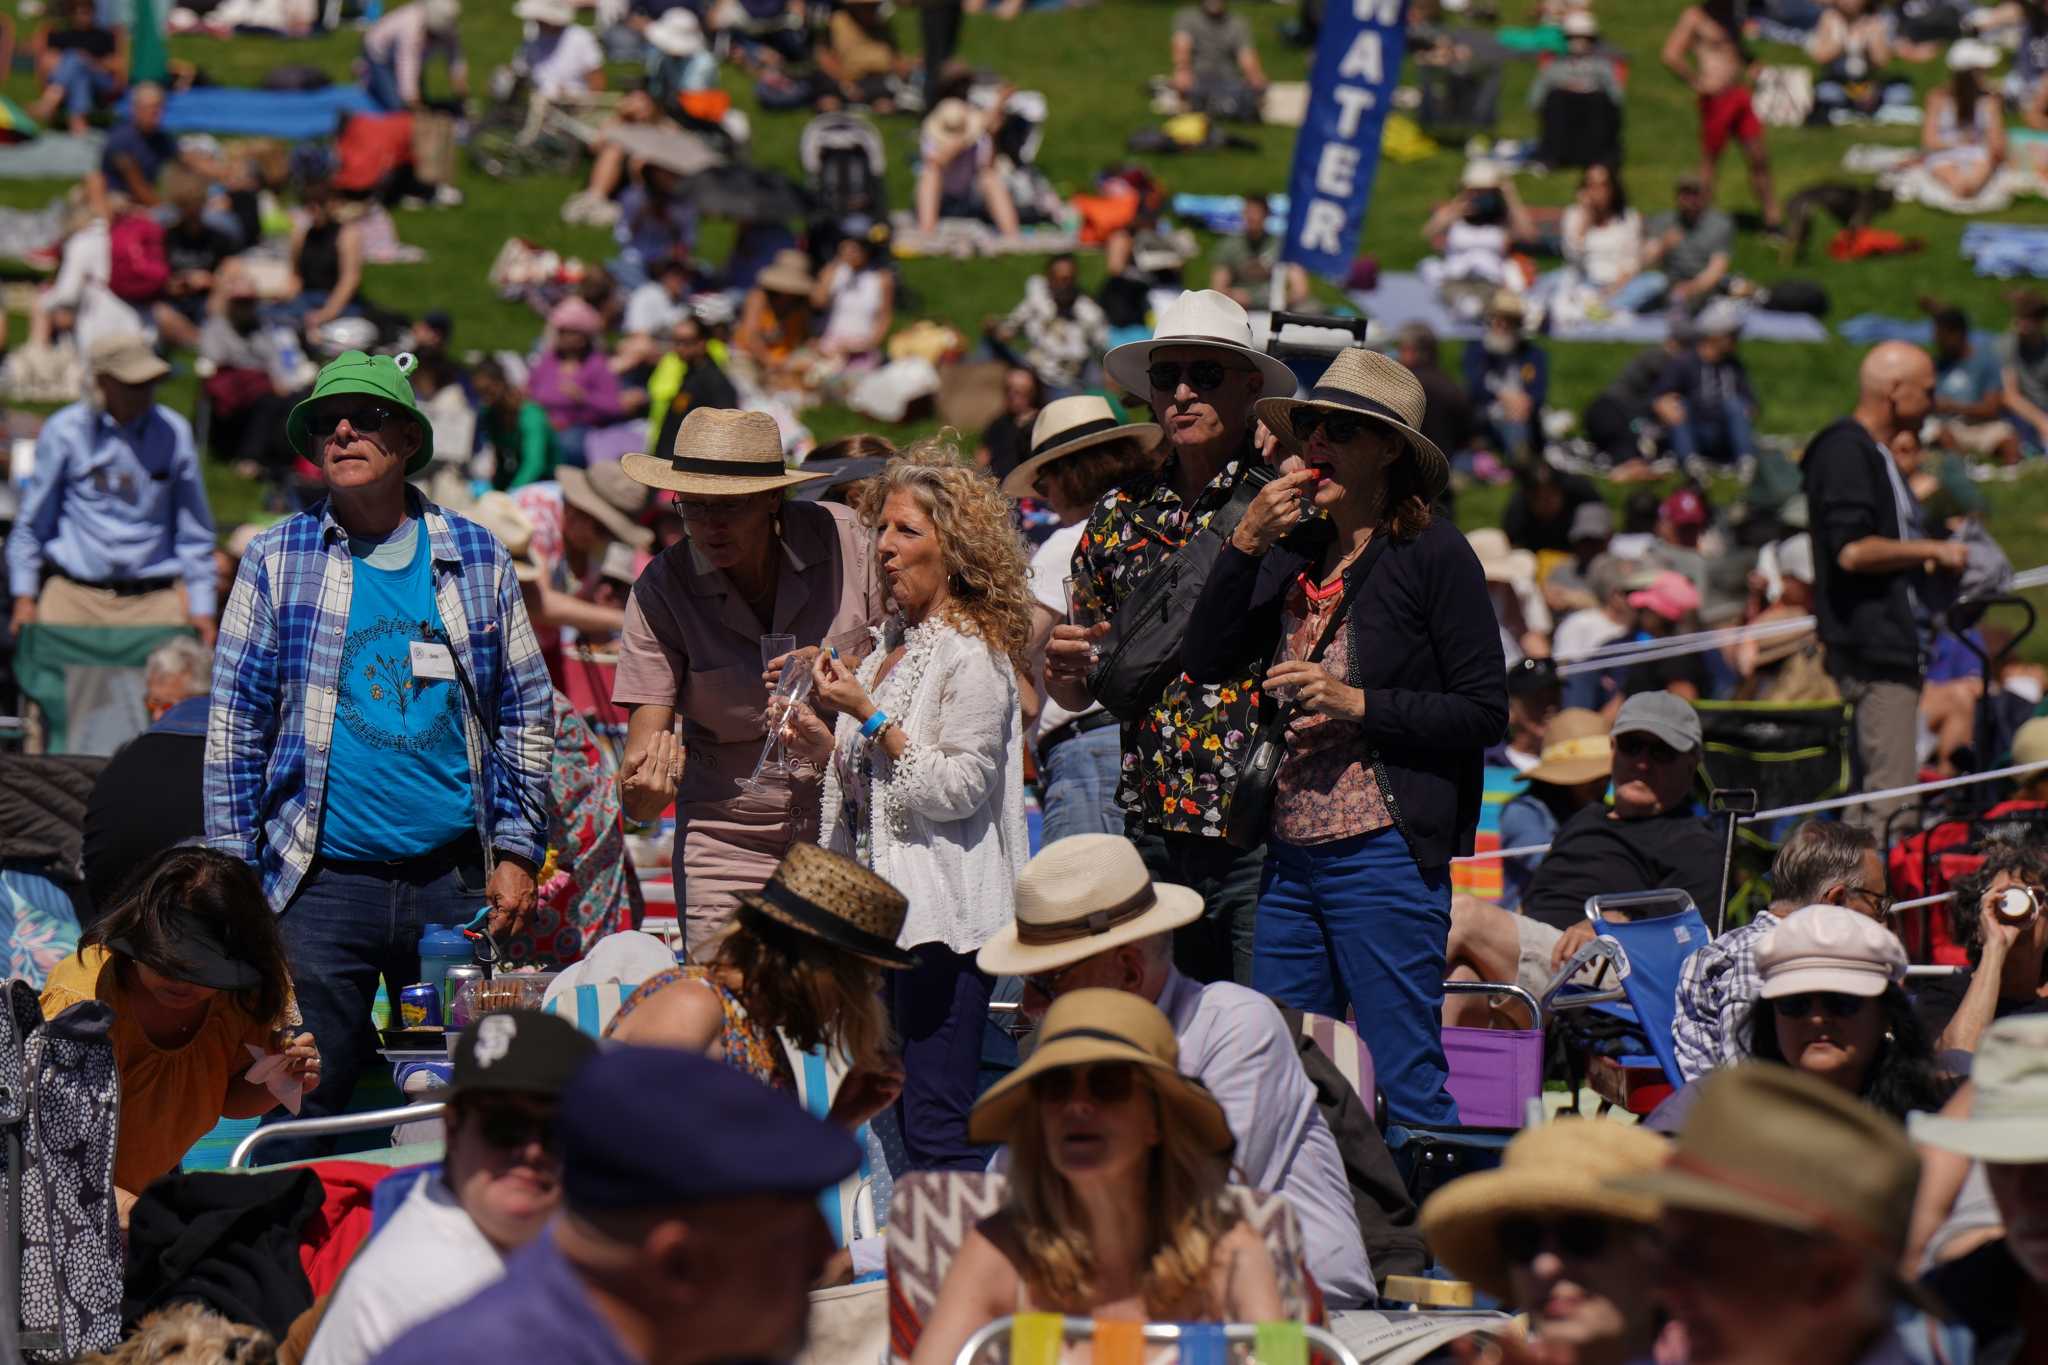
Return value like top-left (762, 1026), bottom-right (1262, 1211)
top-left (1464, 527), bottom-right (1537, 588)
top-left (645, 7), bottom-right (704, 56)
top-left (622, 407), bottom-right (827, 496)
top-left (1419, 1120), bottom-right (1669, 1301)
top-left (1909, 1015), bottom-right (2048, 1163)
top-left (968, 989), bottom-right (1233, 1154)
top-left (977, 834), bottom-right (1204, 977)
top-left (559, 463), bottom-right (654, 549)
top-left (465, 490), bottom-right (545, 584)
top-left (1255, 346), bottom-right (1450, 503)
top-left (1523, 707), bottom-right (1613, 786)
top-left (999, 396), bottom-right (1162, 500)
top-left (734, 841), bottom-right (914, 970)
top-left (1102, 289), bottom-right (1298, 401)
top-left (756, 249), bottom-right (817, 297)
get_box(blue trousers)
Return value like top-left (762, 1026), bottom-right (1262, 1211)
top-left (889, 942), bottom-right (994, 1171)
top-left (1038, 723), bottom-right (1124, 845)
top-left (268, 844), bottom-right (488, 1160)
top-left (363, 53), bottom-right (404, 111)
top-left (48, 50), bottom-right (116, 119)
top-left (1254, 827), bottom-right (1461, 1127)
top-left (1667, 393), bottom-right (1756, 464)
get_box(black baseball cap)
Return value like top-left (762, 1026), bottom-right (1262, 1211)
top-left (1507, 656), bottom-right (1560, 697)
top-left (449, 1008), bottom-right (597, 1101)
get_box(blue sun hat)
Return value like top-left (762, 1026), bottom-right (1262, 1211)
top-left (286, 350), bottom-right (434, 474)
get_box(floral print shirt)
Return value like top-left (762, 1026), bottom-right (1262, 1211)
top-left (1071, 451), bottom-right (1262, 837)
top-left (1271, 578), bottom-right (1392, 846)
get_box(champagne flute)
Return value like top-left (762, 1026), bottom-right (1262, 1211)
top-left (1064, 575), bottom-right (1104, 667)
top-left (738, 652), bottom-right (816, 797)
top-left (761, 632), bottom-right (797, 672)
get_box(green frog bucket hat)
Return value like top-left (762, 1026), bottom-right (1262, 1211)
top-left (287, 350), bottom-right (435, 475)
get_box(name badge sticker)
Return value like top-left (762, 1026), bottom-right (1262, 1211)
top-left (410, 641), bottom-right (457, 681)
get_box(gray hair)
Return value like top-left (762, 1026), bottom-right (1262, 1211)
top-left (146, 636), bottom-right (212, 693)
top-left (1769, 819), bottom-right (1877, 906)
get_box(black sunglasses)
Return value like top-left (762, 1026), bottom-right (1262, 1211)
top-left (306, 403), bottom-right (395, 438)
top-left (1771, 992), bottom-right (1871, 1020)
top-left (1021, 960), bottom-right (1086, 1001)
top-left (1032, 1062), bottom-right (1139, 1106)
top-left (469, 1104), bottom-right (558, 1153)
top-left (1147, 359), bottom-right (1248, 394)
top-left (1293, 410), bottom-right (1373, 445)
top-left (1499, 1216), bottom-right (1614, 1265)
top-left (1614, 734), bottom-right (1682, 762)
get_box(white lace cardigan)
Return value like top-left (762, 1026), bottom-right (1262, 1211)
top-left (817, 617), bottom-right (1027, 955)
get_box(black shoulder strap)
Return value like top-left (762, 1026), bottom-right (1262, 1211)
top-left (1302, 531), bottom-right (1391, 670)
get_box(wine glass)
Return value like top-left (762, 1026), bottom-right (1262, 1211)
top-left (738, 651), bottom-right (817, 798)
top-left (760, 632), bottom-right (797, 673)
top-left (1064, 575), bottom-right (1104, 667)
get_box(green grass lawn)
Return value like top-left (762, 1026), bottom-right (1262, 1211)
top-left (15, 0), bottom-right (2048, 650)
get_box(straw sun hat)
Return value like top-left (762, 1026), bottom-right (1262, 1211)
top-left (1418, 1120), bottom-right (1670, 1300)
top-left (1522, 708), bottom-right (1613, 787)
top-left (976, 834), bottom-right (1204, 977)
top-left (998, 396), bottom-right (1161, 501)
top-left (755, 249), bottom-right (817, 297)
top-left (621, 407), bottom-right (827, 497)
top-left (1255, 346), bottom-right (1451, 502)
top-left (735, 841), bottom-right (914, 970)
top-left (559, 462), bottom-right (654, 549)
top-left (968, 988), bottom-right (1233, 1154)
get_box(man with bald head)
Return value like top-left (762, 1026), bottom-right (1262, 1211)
top-left (1804, 341), bottom-right (1966, 831)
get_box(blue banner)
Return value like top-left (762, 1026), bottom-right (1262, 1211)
top-left (1281, 0), bottom-right (1410, 283)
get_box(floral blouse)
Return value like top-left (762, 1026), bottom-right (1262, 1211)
top-left (1070, 452), bottom-right (1263, 837)
top-left (1270, 576), bottom-right (1393, 846)
top-left (607, 964), bottom-right (795, 1092)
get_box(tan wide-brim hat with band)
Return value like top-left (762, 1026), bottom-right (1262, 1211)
top-left (558, 463), bottom-right (654, 550)
top-left (976, 834), bottom-right (1205, 978)
top-left (465, 491), bottom-right (545, 584)
top-left (1419, 1120), bottom-right (1669, 1301)
top-left (999, 396), bottom-right (1162, 500)
top-left (1523, 707), bottom-right (1613, 786)
top-left (1909, 1015), bottom-right (2048, 1164)
top-left (622, 407), bottom-right (827, 497)
top-left (967, 988), bottom-right (1234, 1154)
top-left (734, 841), bottom-right (914, 971)
top-left (1102, 288), bottom-right (1299, 401)
top-left (756, 249), bottom-right (817, 297)
top-left (1256, 346), bottom-right (1450, 504)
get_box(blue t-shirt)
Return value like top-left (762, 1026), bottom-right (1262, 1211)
top-left (319, 521), bottom-right (474, 861)
top-left (371, 1231), bottom-right (637, 1365)
top-left (1936, 348), bottom-right (2002, 406)
top-left (99, 121), bottom-right (178, 183)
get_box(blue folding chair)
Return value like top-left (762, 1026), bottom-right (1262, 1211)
top-left (1541, 890), bottom-right (1710, 1113)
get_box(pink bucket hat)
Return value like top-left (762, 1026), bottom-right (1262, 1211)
top-left (1756, 905), bottom-right (1909, 1000)
top-left (548, 296), bottom-right (605, 335)
top-left (1627, 569), bottom-right (1702, 623)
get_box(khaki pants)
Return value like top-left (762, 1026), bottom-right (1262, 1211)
top-left (36, 575), bottom-right (188, 628)
top-left (1835, 671), bottom-right (1921, 836)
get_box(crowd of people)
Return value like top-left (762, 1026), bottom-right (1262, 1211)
top-left (10, 0), bottom-right (2048, 1362)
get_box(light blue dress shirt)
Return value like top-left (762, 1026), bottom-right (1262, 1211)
top-left (5, 399), bottom-right (217, 616)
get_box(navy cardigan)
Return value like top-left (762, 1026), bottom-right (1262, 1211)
top-left (1183, 516), bottom-right (1509, 868)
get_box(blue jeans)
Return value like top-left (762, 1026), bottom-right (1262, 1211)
top-left (269, 842), bottom-right (489, 1160)
top-left (363, 53), bottom-right (403, 111)
top-left (1254, 827), bottom-right (1460, 1127)
top-left (1608, 271), bottom-right (1669, 315)
top-left (49, 50), bottom-right (116, 118)
top-left (1129, 825), bottom-right (1265, 986)
top-left (1038, 723), bottom-right (1124, 845)
top-left (1668, 393), bottom-right (1756, 464)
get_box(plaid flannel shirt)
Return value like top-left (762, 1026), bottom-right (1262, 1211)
top-left (204, 493), bottom-right (554, 911)
top-left (1672, 908), bottom-right (1780, 1082)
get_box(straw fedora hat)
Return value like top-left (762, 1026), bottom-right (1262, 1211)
top-left (976, 834), bottom-right (1205, 978)
top-left (1466, 528), bottom-right (1538, 587)
top-left (1909, 1015), bottom-right (2048, 1163)
top-left (968, 989), bottom-right (1233, 1153)
top-left (1419, 1120), bottom-right (1669, 1300)
top-left (999, 396), bottom-right (1162, 501)
top-left (734, 841), bottom-right (914, 970)
top-left (755, 249), bottom-right (817, 297)
top-left (1522, 708), bottom-right (1613, 787)
top-left (921, 97), bottom-right (979, 156)
top-left (1255, 347), bottom-right (1450, 502)
top-left (1102, 289), bottom-right (1298, 400)
top-left (621, 407), bottom-right (827, 497)
top-left (559, 463), bottom-right (654, 550)
top-left (465, 491), bottom-right (544, 584)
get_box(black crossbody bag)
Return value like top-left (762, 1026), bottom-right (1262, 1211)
top-left (1086, 462), bottom-right (1273, 724)
top-left (1225, 533), bottom-right (1390, 849)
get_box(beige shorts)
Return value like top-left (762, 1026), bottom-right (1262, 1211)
top-left (1931, 418), bottom-right (2015, 456)
top-left (1514, 916), bottom-right (1564, 999)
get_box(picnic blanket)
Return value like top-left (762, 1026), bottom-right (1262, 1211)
top-left (1837, 314), bottom-right (2002, 348)
top-left (1960, 223), bottom-right (2048, 279)
top-left (119, 84), bottom-right (380, 137)
top-left (1349, 272), bottom-right (1831, 344)
top-left (0, 132), bottom-right (102, 179)
top-left (888, 217), bottom-right (1082, 259)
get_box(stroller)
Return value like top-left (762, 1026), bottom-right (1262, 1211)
top-left (800, 111), bottom-right (887, 220)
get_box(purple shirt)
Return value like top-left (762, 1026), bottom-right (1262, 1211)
top-left (528, 350), bottom-right (624, 431)
top-left (370, 1230), bottom-right (635, 1365)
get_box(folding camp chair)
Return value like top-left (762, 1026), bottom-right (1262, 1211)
top-left (951, 1318), bottom-right (1363, 1364)
top-left (1542, 890), bottom-right (1710, 1115)
top-left (1370, 983), bottom-right (1540, 1207)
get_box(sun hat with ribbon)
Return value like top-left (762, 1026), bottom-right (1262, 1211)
top-left (1102, 288), bottom-right (1298, 401)
top-left (559, 463), bottom-right (654, 549)
top-left (976, 834), bottom-right (1205, 977)
top-left (1255, 346), bottom-right (1451, 503)
top-left (968, 988), bottom-right (1234, 1154)
top-left (999, 396), bottom-right (1162, 500)
top-left (622, 406), bottom-right (826, 497)
top-left (1523, 708), bottom-right (1614, 787)
top-left (645, 7), bottom-right (704, 56)
top-left (734, 841), bottom-right (914, 971)
top-left (1419, 1120), bottom-right (1669, 1300)
top-left (286, 349), bottom-right (435, 474)
top-left (755, 249), bottom-right (817, 297)
top-left (1756, 905), bottom-right (1909, 1001)
top-left (1908, 1015), bottom-right (2048, 1163)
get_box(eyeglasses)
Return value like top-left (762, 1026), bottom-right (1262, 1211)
top-left (305, 403), bottom-right (395, 438)
top-left (674, 498), bottom-right (746, 523)
top-left (1770, 992), bottom-right (1871, 1019)
top-left (1032, 1062), bottom-right (1139, 1106)
top-left (1293, 410), bottom-right (1374, 446)
top-left (1499, 1216), bottom-right (1615, 1265)
top-left (1843, 884), bottom-right (1893, 917)
top-left (1146, 359), bottom-right (1251, 394)
top-left (1021, 960), bottom-right (1086, 1001)
top-left (1614, 734), bottom-right (1683, 762)
top-left (469, 1104), bottom-right (558, 1153)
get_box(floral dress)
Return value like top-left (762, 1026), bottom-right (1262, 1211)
top-left (606, 965), bottom-right (796, 1093)
top-left (1270, 574), bottom-right (1393, 847)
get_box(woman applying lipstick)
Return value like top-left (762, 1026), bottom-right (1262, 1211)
top-left (1183, 346), bottom-right (1506, 1129)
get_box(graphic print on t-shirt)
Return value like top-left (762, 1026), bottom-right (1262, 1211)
top-left (337, 615), bottom-right (460, 753)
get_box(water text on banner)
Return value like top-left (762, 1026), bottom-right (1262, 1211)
top-left (1282, 0), bottom-right (1411, 282)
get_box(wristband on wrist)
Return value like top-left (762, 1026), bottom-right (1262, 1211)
top-left (860, 709), bottom-right (889, 739)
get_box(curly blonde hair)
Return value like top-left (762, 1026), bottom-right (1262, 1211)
top-left (855, 439), bottom-right (1034, 672)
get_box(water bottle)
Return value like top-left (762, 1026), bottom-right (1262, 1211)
top-left (418, 927), bottom-right (475, 1005)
